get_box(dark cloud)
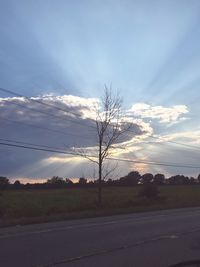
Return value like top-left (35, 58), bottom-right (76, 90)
top-left (0, 95), bottom-right (146, 180)
top-left (1, 94), bottom-right (197, 181)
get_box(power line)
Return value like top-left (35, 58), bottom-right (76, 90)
top-left (2, 114), bottom-right (200, 156)
top-left (1, 140), bottom-right (200, 169)
top-left (0, 138), bottom-right (68, 151)
top-left (126, 129), bottom-right (200, 152)
top-left (0, 87), bottom-right (84, 118)
top-left (0, 117), bottom-right (96, 142)
top-left (107, 156), bottom-right (200, 169)
top-left (0, 117), bottom-right (70, 136)
top-left (0, 141), bottom-right (77, 156)
top-left (1, 87), bottom-right (200, 153)
top-left (149, 135), bottom-right (200, 151)
top-left (5, 99), bottom-right (94, 129)
top-left (1, 114), bottom-right (199, 160)
top-left (0, 87), bottom-right (96, 130)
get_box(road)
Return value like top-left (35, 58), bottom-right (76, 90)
top-left (1, 207), bottom-right (200, 267)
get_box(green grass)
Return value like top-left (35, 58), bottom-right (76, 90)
top-left (1, 185), bottom-right (200, 227)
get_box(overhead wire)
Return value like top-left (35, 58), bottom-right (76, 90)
top-left (0, 87), bottom-right (84, 118)
top-left (0, 138), bottom-right (69, 151)
top-left (0, 117), bottom-right (96, 141)
top-left (126, 129), bottom-right (200, 152)
top-left (1, 87), bottom-right (200, 158)
top-left (0, 139), bottom-right (200, 169)
top-left (0, 87), bottom-right (96, 130)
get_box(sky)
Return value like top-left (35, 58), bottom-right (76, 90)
top-left (1, 0), bottom-right (200, 182)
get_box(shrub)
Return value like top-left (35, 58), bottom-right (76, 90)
top-left (138, 183), bottom-right (159, 199)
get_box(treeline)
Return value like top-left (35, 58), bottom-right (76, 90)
top-left (1, 171), bottom-right (200, 190)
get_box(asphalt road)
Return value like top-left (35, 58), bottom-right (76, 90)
top-left (1, 207), bottom-right (200, 267)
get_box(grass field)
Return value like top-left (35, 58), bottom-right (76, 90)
top-left (1, 185), bottom-right (200, 227)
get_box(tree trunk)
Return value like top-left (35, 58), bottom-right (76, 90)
top-left (98, 161), bottom-right (102, 206)
top-left (98, 138), bottom-right (102, 206)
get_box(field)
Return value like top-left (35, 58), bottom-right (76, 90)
top-left (1, 185), bottom-right (200, 227)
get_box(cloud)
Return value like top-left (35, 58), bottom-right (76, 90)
top-left (128, 103), bottom-right (189, 123)
top-left (0, 94), bottom-right (152, 179)
top-left (155, 130), bottom-right (200, 145)
top-left (32, 93), bottom-right (100, 119)
top-left (1, 94), bottom-right (196, 179)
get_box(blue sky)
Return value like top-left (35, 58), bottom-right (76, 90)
top-left (1, 0), bottom-right (200, 181)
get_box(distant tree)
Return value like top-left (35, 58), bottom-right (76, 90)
top-left (189, 177), bottom-right (196, 184)
top-left (141, 173), bottom-right (154, 184)
top-left (65, 178), bottom-right (73, 186)
top-left (107, 178), bottom-right (113, 186)
top-left (87, 180), bottom-right (95, 186)
top-left (168, 175), bottom-right (190, 185)
top-left (119, 171), bottom-right (141, 186)
top-left (14, 180), bottom-right (21, 185)
top-left (183, 176), bottom-right (190, 184)
top-left (197, 174), bottom-right (200, 184)
top-left (47, 176), bottom-right (65, 187)
top-left (139, 173), bottom-right (159, 199)
top-left (13, 180), bottom-right (21, 189)
top-left (0, 176), bottom-right (9, 190)
top-left (153, 173), bottom-right (165, 185)
top-left (78, 177), bottom-right (87, 186)
top-left (127, 171), bottom-right (141, 184)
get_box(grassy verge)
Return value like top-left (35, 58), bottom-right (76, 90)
top-left (1, 185), bottom-right (200, 227)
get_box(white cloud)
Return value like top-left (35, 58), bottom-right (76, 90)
top-left (129, 103), bottom-right (189, 123)
top-left (0, 94), bottom-right (195, 179)
top-left (31, 94), bottom-right (99, 120)
top-left (155, 130), bottom-right (200, 145)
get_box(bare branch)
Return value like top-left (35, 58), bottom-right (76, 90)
top-left (72, 147), bottom-right (99, 165)
top-left (102, 161), bottom-right (119, 180)
top-left (75, 85), bottom-right (131, 205)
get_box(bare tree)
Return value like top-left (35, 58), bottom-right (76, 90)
top-left (79, 86), bottom-right (129, 205)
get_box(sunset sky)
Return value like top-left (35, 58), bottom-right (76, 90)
top-left (1, 0), bottom-right (200, 182)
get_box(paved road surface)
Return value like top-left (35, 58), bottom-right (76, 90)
top-left (1, 207), bottom-right (200, 267)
